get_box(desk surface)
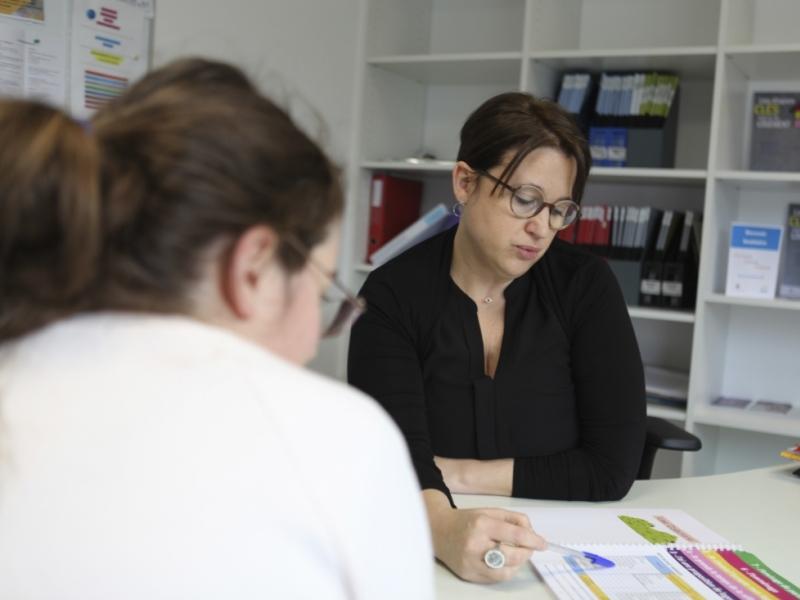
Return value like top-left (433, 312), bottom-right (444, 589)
top-left (436, 464), bottom-right (800, 599)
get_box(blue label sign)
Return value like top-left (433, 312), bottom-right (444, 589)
top-left (731, 224), bottom-right (782, 250)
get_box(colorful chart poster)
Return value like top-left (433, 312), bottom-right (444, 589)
top-left (69, 0), bottom-right (149, 118)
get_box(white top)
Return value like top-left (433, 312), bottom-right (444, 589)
top-left (0, 313), bottom-right (433, 599)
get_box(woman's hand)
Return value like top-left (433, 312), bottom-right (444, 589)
top-left (423, 489), bottom-right (546, 583)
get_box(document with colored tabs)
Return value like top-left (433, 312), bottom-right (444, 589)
top-left (524, 508), bottom-right (799, 599)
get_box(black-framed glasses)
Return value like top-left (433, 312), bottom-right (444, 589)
top-left (472, 168), bottom-right (581, 231)
top-left (284, 236), bottom-right (366, 338)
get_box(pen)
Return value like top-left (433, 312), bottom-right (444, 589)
top-left (546, 542), bottom-right (615, 568)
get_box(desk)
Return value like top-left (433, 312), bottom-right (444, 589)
top-left (436, 465), bottom-right (800, 599)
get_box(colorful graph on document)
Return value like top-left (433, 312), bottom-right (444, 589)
top-left (532, 545), bottom-right (800, 599)
top-left (83, 69), bottom-right (127, 110)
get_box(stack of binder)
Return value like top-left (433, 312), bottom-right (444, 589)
top-left (559, 205), bottom-right (701, 310)
top-left (640, 210), bottom-right (700, 309)
top-left (555, 71), bottom-right (680, 168)
top-left (594, 73), bottom-right (678, 118)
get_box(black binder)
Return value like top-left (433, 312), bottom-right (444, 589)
top-left (661, 211), bottom-right (697, 309)
top-left (640, 210), bottom-right (681, 307)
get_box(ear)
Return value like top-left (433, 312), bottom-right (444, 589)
top-left (452, 160), bottom-right (477, 205)
top-left (221, 225), bottom-right (280, 320)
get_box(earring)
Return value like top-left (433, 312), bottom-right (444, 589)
top-left (452, 202), bottom-right (464, 217)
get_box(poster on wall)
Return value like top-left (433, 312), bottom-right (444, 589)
top-left (69, 0), bottom-right (149, 119)
top-left (0, 0), bottom-right (69, 107)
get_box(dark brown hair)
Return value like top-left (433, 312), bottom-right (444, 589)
top-left (456, 92), bottom-right (591, 203)
top-left (0, 100), bottom-right (101, 340)
top-left (0, 58), bottom-right (343, 341)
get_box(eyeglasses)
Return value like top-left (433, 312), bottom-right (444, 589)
top-left (472, 168), bottom-right (580, 231)
top-left (284, 236), bottom-right (366, 338)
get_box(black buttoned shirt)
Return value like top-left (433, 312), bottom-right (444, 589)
top-left (347, 226), bottom-right (646, 504)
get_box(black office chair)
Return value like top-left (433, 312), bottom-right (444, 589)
top-left (637, 416), bottom-right (702, 480)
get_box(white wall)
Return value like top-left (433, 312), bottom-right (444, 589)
top-left (152, 0), bottom-right (361, 377)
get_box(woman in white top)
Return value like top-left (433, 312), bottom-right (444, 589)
top-left (0, 58), bottom-right (433, 599)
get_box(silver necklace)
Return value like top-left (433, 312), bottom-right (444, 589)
top-left (483, 296), bottom-right (493, 304)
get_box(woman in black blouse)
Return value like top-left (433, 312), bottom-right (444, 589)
top-left (348, 92), bottom-right (646, 583)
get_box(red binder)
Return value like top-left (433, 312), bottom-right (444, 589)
top-left (557, 221), bottom-right (577, 243)
top-left (367, 174), bottom-right (423, 262)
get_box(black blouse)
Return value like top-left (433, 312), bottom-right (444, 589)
top-left (347, 226), bottom-right (646, 504)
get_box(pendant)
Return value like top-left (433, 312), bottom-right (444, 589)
top-left (483, 297), bottom-right (493, 304)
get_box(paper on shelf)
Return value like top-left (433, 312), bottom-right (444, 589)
top-left (725, 223), bottom-right (783, 299)
top-left (644, 365), bottom-right (689, 401)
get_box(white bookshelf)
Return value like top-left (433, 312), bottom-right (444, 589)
top-left (360, 160), bottom-right (455, 172)
top-left (342, 0), bottom-right (800, 479)
top-left (628, 307), bottom-right (695, 324)
top-left (367, 53), bottom-right (523, 85)
top-left (647, 405), bottom-right (689, 422)
top-left (590, 167), bottom-right (707, 184)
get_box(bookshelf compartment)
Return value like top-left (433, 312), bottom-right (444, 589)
top-left (707, 179), bottom-right (798, 295)
top-left (527, 0), bottom-right (721, 52)
top-left (628, 307), bottom-right (694, 323)
top-left (361, 160), bottom-right (455, 173)
top-left (686, 425), bottom-right (797, 476)
top-left (706, 294), bottom-right (800, 312)
top-left (361, 66), bottom-right (518, 163)
top-left (527, 51), bottom-right (717, 82)
top-left (634, 319), bottom-right (693, 374)
top-left (590, 168), bottom-right (707, 185)
top-left (693, 303), bottom-right (800, 438)
top-left (352, 170), bottom-right (454, 275)
top-left (714, 51), bottom-right (800, 172)
top-left (367, 55), bottom-right (522, 86)
top-left (583, 179), bottom-right (705, 214)
top-left (724, 0), bottom-right (800, 47)
top-left (526, 58), bottom-right (714, 170)
top-left (365, 0), bottom-right (525, 57)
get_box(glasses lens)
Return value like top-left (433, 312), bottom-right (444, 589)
top-left (510, 186), bottom-right (545, 218)
top-left (549, 200), bottom-right (580, 230)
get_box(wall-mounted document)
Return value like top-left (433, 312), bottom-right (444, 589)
top-left (0, 0), bottom-right (152, 116)
top-left (0, 1), bottom-right (69, 107)
top-left (69, 0), bottom-right (150, 119)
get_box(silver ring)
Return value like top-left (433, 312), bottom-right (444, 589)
top-left (483, 545), bottom-right (506, 569)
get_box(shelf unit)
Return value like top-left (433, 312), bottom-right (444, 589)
top-left (341, 0), bottom-right (800, 479)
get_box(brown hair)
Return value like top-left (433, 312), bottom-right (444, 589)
top-left (0, 100), bottom-right (101, 340)
top-left (0, 58), bottom-right (343, 341)
top-left (456, 92), bottom-right (591, 203)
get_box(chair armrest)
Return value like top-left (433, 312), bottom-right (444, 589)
top-left (646, 416), bottom-right (702, 452)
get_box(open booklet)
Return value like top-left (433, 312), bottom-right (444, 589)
top-left (520, 508), bottom-right (799, 600)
